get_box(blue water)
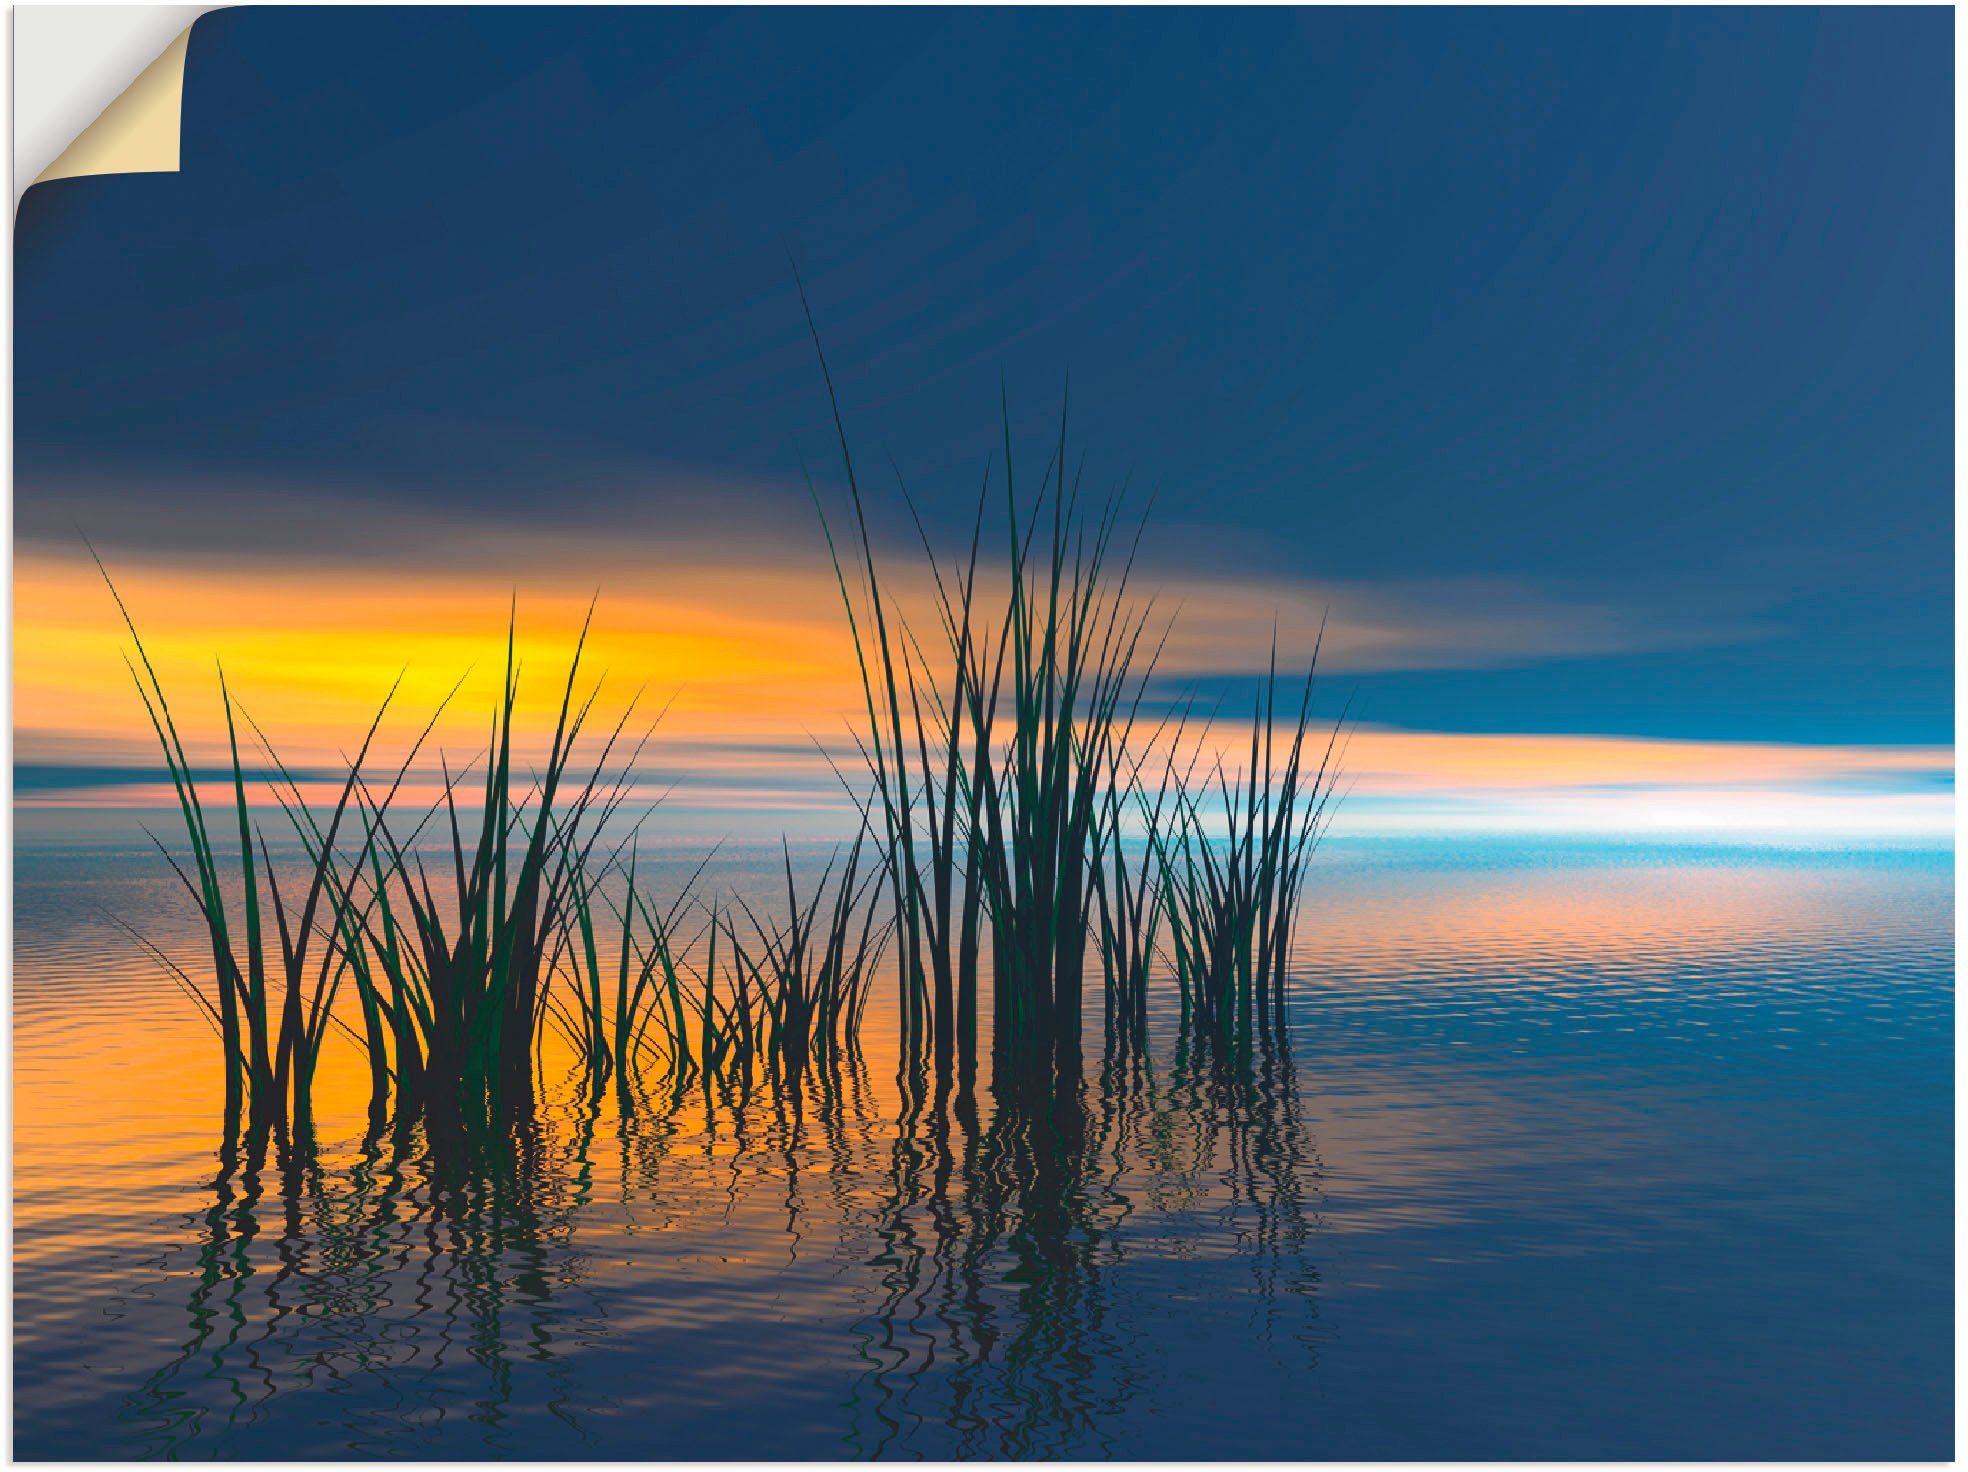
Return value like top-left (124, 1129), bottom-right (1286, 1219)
top-left (12, 833), bottom-right (1953, 1458)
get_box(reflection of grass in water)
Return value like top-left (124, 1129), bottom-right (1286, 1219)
top-left (843, 1021), bottom-right (1323, 1458)
top-left (114, 1020), bottom-right (1321, 1460)
top-left (122, 1101), bottom-right (613, 1459)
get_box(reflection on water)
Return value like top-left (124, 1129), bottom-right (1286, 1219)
top-left (844, 1032), bottom-right (1319, 1459)
top-left (123, 1112), bottom-right (610, 1458)
top-left (14, 835), bottom-right (1954, 1459)
top-left (95, 1024), bottom-right (1322, 1460)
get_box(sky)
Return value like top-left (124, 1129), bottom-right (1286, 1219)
top-left (13, 7), bottom-right (1953, 836)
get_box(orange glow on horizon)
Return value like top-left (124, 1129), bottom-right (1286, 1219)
top-left (15, 550), bottom-right (864, 768)
top-left (13, 548), bottom-right (1952, 833)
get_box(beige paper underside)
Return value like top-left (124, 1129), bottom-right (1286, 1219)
top-left (35, 26), bottom-right (193, 187)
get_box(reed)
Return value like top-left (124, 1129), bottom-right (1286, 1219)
top-left (111, 331), bottom-right (1344, 1144)
top-left (98, 558), bottom-right (408, 1132)
top-left (796, 296), bottom-right (1352, 1098)
top-left (1087, 698), bottom-right (1200, 1057)
top-left (801, 293), bottom-right (1172, 1100)
top-left (535, 817), bottom-right (893, 1106)
top-left (1156, 641), bottom-right (1347, 1044)
top-left (719, 820), bottom-right (892, 1084)
top-left (103, 563), bottom-right (717, 1136)
top-left (960, 435), bottom-right (1162, 1097)
top-left (345, 607), bottom-right (661, 1133)
top-left (542, 828), bottom-right (720, 1101)
top-left (801, 312), bottom-right (955, 1080)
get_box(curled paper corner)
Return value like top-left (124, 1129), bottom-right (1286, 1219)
top-left (15, 5), bottom-right (216, 206)
top-left (35, 27), bottom-right (192, 187)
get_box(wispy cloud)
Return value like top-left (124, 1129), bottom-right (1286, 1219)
top-left (1154, 573), bottom-right (1770, 675)
top-left (21, 482), bottom-right (1766, 724)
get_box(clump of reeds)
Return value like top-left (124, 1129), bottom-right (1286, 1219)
top-left (803, 327), bottom-right (988, 1086)
top-left (332, 608), bottom-right (671, 1136)
top-left (1155, 641), bottom-right (1347, 1045)
top-left (543, 814), bottom-right (891, 1104)
top-left (111, 306), bottom-right (1345, 1143)
top-left (110, 548), bottom-right (908, 1141)
top-left (104, 565), bottom-right (696, 1136)
top-left (547, 834), bottom-right (711, 1096)
top-left (965, 452), bottom-right (1161, 1096)
top-left (718, 821), bottom-right (891, 1086)
top-left (99, 556), bottom-right (414, 1133)
top-left (803, 283), bottom-right (1168, 1101)
top-left (798, 286), bottom-right (1345, 1096)
top-left (1087, 699), bottom-right (1200, 1058)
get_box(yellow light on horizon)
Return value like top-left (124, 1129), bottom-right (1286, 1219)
top-left (13, 547), bottom-right (1952, 837)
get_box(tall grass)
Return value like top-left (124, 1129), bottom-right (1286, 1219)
top-left (109, 342), bottom-right (1342, 1141)
top-left (719, 821), bottom-right (891, 1085)
top-left (803, 296), bottom-right (1172, 1101)
top-left (964, 445), bottom-right (1161, 1097)
top-left (99, 558), bottom-right (409, 1132)
top-left (549, 835), bottom-right (706, 1095)
top-left (103, 570), bottom-right (696, 1135)
top-left (1156, 642), bottom-right (1348, 1046)
top-left (1087, 699), bottom-right (1199, 1057)
top-left (798, 298), bottom-right (1342, 1098)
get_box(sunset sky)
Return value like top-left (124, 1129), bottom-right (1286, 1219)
top-left (14, 8), bottom-right (1951, 837)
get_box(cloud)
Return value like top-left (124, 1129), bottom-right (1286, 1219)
top-left (1153, 572), bottom-right (1770, 675)
top-left (20, 471), bottom-right (1768, 711)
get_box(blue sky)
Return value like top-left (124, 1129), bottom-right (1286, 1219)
top-left (12, 7), bottom-right (1953, 831)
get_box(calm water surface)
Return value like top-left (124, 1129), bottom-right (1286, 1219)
top-left (13, 829), bottom-right (1953, 1459)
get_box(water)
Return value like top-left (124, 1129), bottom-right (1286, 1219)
top-left (13, 829), bottom-right (1953, 1459)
